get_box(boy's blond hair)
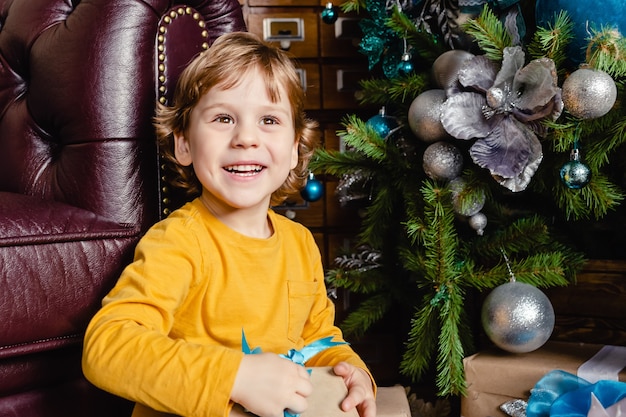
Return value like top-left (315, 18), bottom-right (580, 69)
top-left (155, 31), bottom-right (319, 206)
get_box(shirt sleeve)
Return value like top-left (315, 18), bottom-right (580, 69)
top-left (82, 216), bottom-right (242, 417)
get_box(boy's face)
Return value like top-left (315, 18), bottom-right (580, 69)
top-left (174, 70), bottom-right (298, 214)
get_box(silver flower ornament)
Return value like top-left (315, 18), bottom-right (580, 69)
top-left (440, 46), bottom-right (563, 191)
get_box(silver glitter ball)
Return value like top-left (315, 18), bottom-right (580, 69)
top-left (562, 68), bottom-right (617, 119)
top-left (481, 281), bottom-right (555, 353)
top-left (408, 89), bottom-right (450, 143)
top-left (449, 177), bottom-right (485, 217)
top-left (422, 141), bottom-right (463, 181)
top-left (469, 212), bottom-right (488, 236)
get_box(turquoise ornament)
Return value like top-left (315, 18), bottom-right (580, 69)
top-left (536, 0), bottom-right (626, 63)
top-left (366, 107), bottom-right (399, 139)
top-left (321, 2), bottom-right (338, 25)
top-left (397, 52), bottom-right (414, 76)
top-left (560, 149), bottom-right (591, 189)
top-left (300, 172), bottom-right (324, 202)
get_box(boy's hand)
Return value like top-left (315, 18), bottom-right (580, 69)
top-left (231, 353), bottom-right (313, 417)
top-left (333, 362), bottom-right (377, 417)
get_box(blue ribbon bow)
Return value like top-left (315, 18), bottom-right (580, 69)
top-left (527, 370), bottom-right (626, 417)
top-left (241, 330), bottom-right (348, 417)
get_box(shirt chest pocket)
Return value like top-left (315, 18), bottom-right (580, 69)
top-left (287, 281), bottom-right (318, 343)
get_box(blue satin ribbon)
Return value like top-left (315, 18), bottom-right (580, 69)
top-left (527, 370), bottom-right (626, 417)
top-left (240, 330), bottom-right (348, 417)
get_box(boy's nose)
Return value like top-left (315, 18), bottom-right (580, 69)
top-left (232, 123), bottom-right (259, 147)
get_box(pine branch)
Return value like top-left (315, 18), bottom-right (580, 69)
top-left (464, 247), bottom-right (580, 291)
top-left (466, 263), bottom-right (512, 290)
top-left (339, 0), bottom-right (366, 14)
top-left (401, 181), bottom-right (471, 395)
top-left (310, 148), bottom-right (376, 177)
top-left (339, 116), bottom-right (388, 161)
top-left (358, 184), bottom-right (398, 249)
top-left (400, 296), bottom-right (439, 381)
top-left (339, 293), bottom-right (392, 338)
top-left (435, 284), bottom-right (468, 396)
top-left (586, 27), bottom-right (626, 77)
top-left (543, 118), bottom-right (579, 153)
top-left (386, 6), bottom-right (443, 61)
top-left (419, 182), bottom-right (460, 284)
top-left (472, 215), bottom-right (552, 257)
top-left (506, 252), bottom-right (571, 288)
top-left (359, 73), bottom-right (430, 106)
top-left (585, 115), bottom-right (626, 170)
top-left (325, 267), bottom-right (387, 294)
top-left (398, 245), bottom-right (427, 278)
top-left (554, 173), bottom-right (624, 220)
top-left (462, 5), bottom-right (512, 62)
top-left (527, 10), bottom-right (573, 73)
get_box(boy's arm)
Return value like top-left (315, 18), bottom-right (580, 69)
top-left (82, 219), bottom-right (241, 417)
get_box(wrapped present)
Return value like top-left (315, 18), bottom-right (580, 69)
top-left (301, 367), bottom-right (359, 417)
top-left (461, 342), bottom-right (626, 417)
top-left (231, 368), bottom-right (411, 417)
top-left (230, 366), bottom-right (358, 417)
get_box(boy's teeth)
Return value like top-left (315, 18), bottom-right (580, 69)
top-left (225, 165), bottom-right (263, 174)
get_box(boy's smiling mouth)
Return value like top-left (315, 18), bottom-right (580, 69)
top-left (224, 164), bottom-right (265, 176)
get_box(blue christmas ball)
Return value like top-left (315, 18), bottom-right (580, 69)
top-left (366, 108), bottom-right (399, 139)
top-left (301, 175), bottom-right (324, 202)
top-left (560, 159), bottom-right (591, 189)
top-left (536, 0), bottom-right (626, 63)
top-left (397, 55), bottom-right (414, 76)
top-left (321, 3), bottom-right (339, 25)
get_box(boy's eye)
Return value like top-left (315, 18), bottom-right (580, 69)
top-left (214, 115), bottom-right (233, 124)
top-left (261, 116), bottom-right (279, 125)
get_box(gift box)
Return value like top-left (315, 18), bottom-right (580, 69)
top-left (231, 367), bottom-right (411, 417)
top-left (462, 341), bottom-right (626, 417)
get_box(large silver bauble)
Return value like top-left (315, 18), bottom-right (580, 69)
top-left (422, 142), bottom-right (463, 181)
top-left (432, 50), bottom-right (475, 90)
top-left (481, 281), bottom-right (555, 353)
top-left (408, 89), bottom-right (450, 143)
top-left (562, 68), bottom-right (617, 119)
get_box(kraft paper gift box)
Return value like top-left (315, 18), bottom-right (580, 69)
top-left (461, 341), bottom-right (626, 417)
top-left (231, 367), bottom-right (411, 417)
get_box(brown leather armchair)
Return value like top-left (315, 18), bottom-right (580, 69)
top-left (0, 0), bottom-right (245, 415)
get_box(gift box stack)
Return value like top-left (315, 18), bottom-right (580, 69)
top-left (462, 342), bottom-right (626, 417)
top-left (462, 260), bottom-right (626, 417)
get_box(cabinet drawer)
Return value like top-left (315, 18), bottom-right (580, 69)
top-left (246, 8), bottom-right (319, 58)
top-left (321, 63), bottom-right (369, 109)
top-left (296, 62), bottom-right (321, 110)
top-left (320, 14), bottom-right (362, 58)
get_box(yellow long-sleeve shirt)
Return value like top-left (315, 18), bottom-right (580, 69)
top-left (83, 198), bottom-right (372, 417)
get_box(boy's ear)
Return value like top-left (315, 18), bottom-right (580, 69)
top-left (173, 132), bottom-right (193, 167)
top-left (290, 137), bottom-right (299, 170)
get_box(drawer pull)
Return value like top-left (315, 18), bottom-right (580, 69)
top-left (263, 17), bottom-right (305, 50)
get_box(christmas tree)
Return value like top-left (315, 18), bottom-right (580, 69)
top-left (311, 0), bottom-right (626, 397)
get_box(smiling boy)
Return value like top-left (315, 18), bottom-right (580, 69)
top-left (82, 32), bottom-right (376, 417)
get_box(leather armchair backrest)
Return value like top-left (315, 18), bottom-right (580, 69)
top-left (0, 0), bottom-right (246, 227)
